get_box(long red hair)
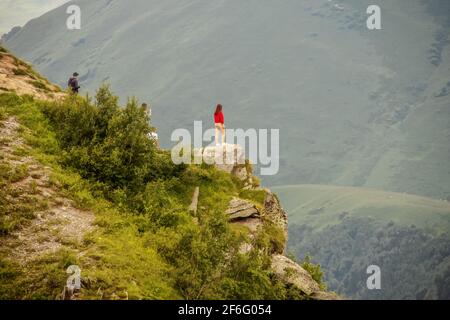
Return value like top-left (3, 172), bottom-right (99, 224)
top-left (214, 104), bottom-right (223, 115)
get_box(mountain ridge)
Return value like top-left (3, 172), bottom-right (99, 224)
top-left (4, 0), bottom-right (450, 198)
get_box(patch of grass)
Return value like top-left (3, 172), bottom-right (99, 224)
top-left (12, 57), bottom-right (34, 72)
top-left (11, 146), bottom-right (29, 157)
top-left (0, 258), bottom-right (25, 299)
top-left (254, 220), bottom-right (286, 255)
top-left (229, 222), bottom-right (251, 240)
top-left (7, 52), bottom-right (53, 86)
top-left (0, 162), bottom-right (28, 183)
top-left (239, 189), bottom-right (267, 205)
top-left (28, 80), bottom-right (50, 91)
top-left (0, 249), bottom-right (79, 299)
top-left (79, 225), bottom-right (180, 299)
top-left (0, 181), bottom-right (42, 236)
top-left (13, 68), bottom-right (28, 76)
top-left (20, 63), bottom-right (47, 83)
top-left (29, 180), bottom-right (39, 194)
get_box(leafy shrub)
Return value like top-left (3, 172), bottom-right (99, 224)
top-left (41, 84), bottom-right (184, 196)
top-left (301, 254), bottom-right (326, 291)
top-left (255, 220), bottom-right (286, 254)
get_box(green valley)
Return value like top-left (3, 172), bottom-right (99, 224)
top-left (274, 184), bottom-right (450, 299)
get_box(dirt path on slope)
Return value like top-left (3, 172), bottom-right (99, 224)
top-left (0, 116), bottom-right (94, 264)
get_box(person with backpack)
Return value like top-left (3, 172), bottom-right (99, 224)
top-left (214, 104), bottom-right (225, 145)
top-left (68, 72), bottom-right (80, 93)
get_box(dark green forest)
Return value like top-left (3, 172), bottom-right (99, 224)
top-left (288, 217), bottom-right (450, 299)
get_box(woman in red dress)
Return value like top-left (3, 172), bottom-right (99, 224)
top-left (214, 104), bottom-right (225, 145)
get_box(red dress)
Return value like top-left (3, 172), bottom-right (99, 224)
top-left (214, 112), bottom-right (224, 124)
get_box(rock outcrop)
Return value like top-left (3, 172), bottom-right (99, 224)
top-left (271, 254), bottom-right (320, 295)
top-left (215, 144), bottom-right (339, 300)
top-left (201, 144), bottom-right (245, 173)
top-left (200, 144), bottom-right (255, 189)
top-left (225, 197), bottom-right (260, 220)
top-left (263, 189), bottom-right (288, 236)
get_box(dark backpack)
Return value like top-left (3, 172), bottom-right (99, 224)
top-left (68, 77), bottom-right (79, 92)
top-left (68, 77), bottom-right (75, 88)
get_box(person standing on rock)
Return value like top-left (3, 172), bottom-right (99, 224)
top-left (68, 72), bottom-right (80, 94)
top-left (214, 103), bottom-right (225, 146)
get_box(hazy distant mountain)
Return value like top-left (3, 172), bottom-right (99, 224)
top-left (4, 0), bottom-right (450, 199)
top-left (1, 26), bottom-right (22, 43)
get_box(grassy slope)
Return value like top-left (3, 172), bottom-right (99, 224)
top-left (0, 94), bottom-right (180, 299)
top-left (273, 184), bottom-right (450, 233)
top-left (0, 91), bottom-right (301, 300)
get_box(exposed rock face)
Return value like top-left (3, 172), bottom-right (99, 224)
top-left (200, 144), bottom-right (255, 189)
top-left (219, 144), bottom-right (339, 299)
top-left (225, 197), bottom-right (260, 221)
top-left (225, 197), bottom-right (262, 254)
top-left (263, 189), bottom-right (288, 234)
top-left (231, 164), bottom-right (254, 189)
top-left (271, 254), bottom-right (320, 296)
top-left (201, 144), bottom-right (245, 174)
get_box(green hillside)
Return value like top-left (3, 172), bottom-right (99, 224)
top-left (273, 185), bottom-right (450, 299)
top-left (274, 185), bottom-right (450, 233)
top-left (0, 73), bottom-right (326, 300)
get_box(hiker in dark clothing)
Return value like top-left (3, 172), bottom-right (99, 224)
top-left (68, 72), bottom-right (80, 93)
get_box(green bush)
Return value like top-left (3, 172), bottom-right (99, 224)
top-left (255, 220), bottom-right (286, 254)
top-left (41, 84), bottom-right (184, 196)
top-left (301, 255), bottom-right (327, 291)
